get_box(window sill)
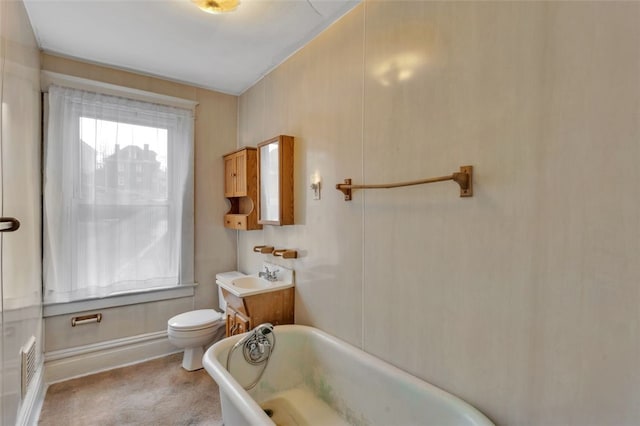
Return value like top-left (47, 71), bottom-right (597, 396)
top-left (43, 284), bottom-right (197, 317)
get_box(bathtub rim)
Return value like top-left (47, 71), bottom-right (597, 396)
top-left (203, 324), bottom-right (494, 426)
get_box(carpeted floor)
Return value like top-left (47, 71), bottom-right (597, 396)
top-left (38, 353), bottom-right (223, 426)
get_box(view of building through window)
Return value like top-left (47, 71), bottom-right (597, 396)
top-left (76, 117), bottom-right (172, 290)
top-left (79, 117), bottom-right (168, 203)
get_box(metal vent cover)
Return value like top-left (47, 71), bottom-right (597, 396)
top-left (21, 336), bottom-right (36, 399)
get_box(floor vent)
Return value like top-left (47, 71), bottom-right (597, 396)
top-left (21, 336), bottom-right (37, 399)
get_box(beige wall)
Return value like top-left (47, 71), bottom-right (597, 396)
top-left (41, 54), bottom-right (238, 353)
top-left (0, 0), bottom-right (42, 423)
top-left (237, 2), bottom-right (640, 424)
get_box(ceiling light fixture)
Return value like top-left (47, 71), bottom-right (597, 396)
top-left (192, 0), bottom-right (239, 14)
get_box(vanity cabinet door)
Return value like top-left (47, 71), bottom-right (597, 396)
top-left (235, 312), bottom-right (250, 335)
top-left (225, 308), bottom-right (236, 337)
top-left (226, 307), bottom-right (251, 336)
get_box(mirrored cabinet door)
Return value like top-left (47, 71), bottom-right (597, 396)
top-left (257, 135), bottom-right (294, 225)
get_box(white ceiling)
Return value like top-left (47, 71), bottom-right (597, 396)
top-left (23, 0), bottom-right (360, 95)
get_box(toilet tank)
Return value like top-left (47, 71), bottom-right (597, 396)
top-left (217, 285), bottom-right (226, 312)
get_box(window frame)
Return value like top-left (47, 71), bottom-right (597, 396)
top-left (42, 72), bottom-right (199, 310)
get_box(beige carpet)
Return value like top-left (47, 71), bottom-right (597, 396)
top-left (39, 353), bottom-right (223, 426)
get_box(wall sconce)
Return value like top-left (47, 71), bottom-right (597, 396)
top-left (310, 173), bottom-right (321, 200)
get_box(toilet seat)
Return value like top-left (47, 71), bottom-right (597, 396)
top-left (168, 309), bottom-right (223, 332)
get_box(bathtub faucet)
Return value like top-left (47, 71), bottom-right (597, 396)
top-left (226, 323), bottom-right (276, 390)
top-left (251, 323), bottom-right (274, 356)
top-left (230, 323), bottom-right (275, 364)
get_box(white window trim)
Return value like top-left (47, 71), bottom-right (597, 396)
top-left (40, 71), bottom-right (199, 112)
top-left (43, 283), bottom-right (198, 317)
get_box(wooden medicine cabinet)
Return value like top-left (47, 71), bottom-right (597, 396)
top-left (223, 147), bottom-right (262, 230)
top-left (257, 135), bottom-right (294, 226)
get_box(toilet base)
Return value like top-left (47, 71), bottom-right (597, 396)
top-left (182, 346), bottom-right (205, 371)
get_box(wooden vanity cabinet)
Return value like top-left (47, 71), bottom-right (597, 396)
top-left (222, 287), bottom-right (294, 337)
top-left (223, 147), bottom-right (261, 230)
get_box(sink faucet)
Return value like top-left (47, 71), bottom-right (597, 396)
top-left (258, 267), bottom-right (278, 282)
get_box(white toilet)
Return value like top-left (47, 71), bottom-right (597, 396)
top-left (167, 309), bottom-right (225, 371)
top-left (168, 272), bottom-right (242, 371)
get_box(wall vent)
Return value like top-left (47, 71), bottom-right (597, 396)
top-left (21, 336), bottom-right (37, 399)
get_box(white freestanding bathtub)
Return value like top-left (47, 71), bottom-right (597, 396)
top-left (203, 325), bottom-right (494, 426)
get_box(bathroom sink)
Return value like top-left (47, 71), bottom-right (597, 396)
top-left (216, 262), bottom-right (295, 298)
top-left (232, 276), bottom-right (271, 290)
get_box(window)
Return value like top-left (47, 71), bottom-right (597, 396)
top-left (43, 85), bottom-right (194, 304)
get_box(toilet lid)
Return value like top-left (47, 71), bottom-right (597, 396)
top-left (168, 309), bottom-right (223, 331)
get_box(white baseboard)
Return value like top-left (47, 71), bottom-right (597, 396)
top-left (44, 331), bottom-right (180, 384)
top-left (16, 362), bottom-right (46, 426)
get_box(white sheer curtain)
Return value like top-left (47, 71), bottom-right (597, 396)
top-left (43, 85), bottom-right (194, 304)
